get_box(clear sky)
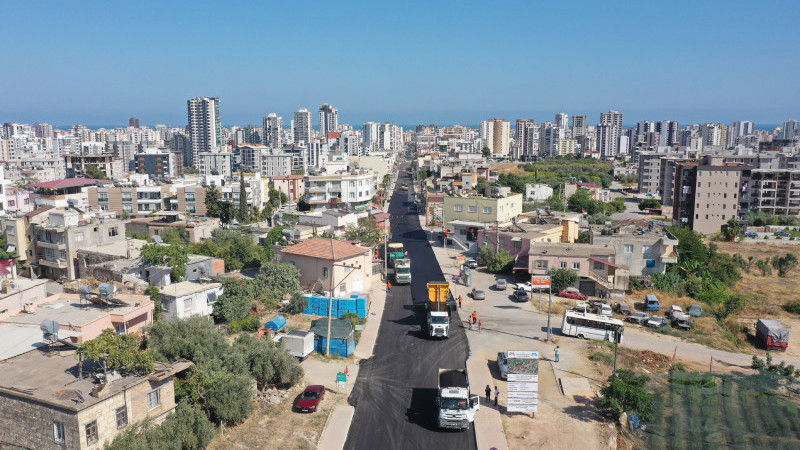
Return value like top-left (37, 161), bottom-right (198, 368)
top-left (2, 0), bottom-right (798, 128)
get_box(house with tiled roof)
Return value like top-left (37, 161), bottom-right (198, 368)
top-left (28, 177), bottom-right (106, 210)
top-left (278, 238), bottom-right (373, 296)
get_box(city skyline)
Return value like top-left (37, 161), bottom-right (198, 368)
top-left (2, 1), bottom-right (798, 126)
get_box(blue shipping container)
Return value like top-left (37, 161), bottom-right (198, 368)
top-left (303, 294), bottom-right (368, 318)
top-left (314, 334), bottom-right (356, 357)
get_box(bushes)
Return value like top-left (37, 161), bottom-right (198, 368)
top-left (752, 353), bottom-right (797, 377)
top-left (478, 245), bottom-right (513, 274)
top-left (598, 370), bottom-right (654, 421)
top-left (639, 198), bottom-right (662, 211)
top-left (549, 268), bottom-right (579, 292)
top-left (772, 253), bottom-right (799, 277)
top-left (105, 401), bottom-right (215, 450)
top-left (651, 272), bottom-right (683, 293)
top-left (228, 315), bottom-right (261, 333)
top-left (785, 299), bottom-right (800, 314)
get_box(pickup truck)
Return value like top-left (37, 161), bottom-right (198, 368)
top-left (671, 312), bottom-right (692, 330)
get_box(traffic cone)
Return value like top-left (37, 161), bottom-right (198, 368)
top-left (344, 366), bottom-right (349, 375)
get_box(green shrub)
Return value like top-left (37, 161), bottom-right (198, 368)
top-left (228, 315), bottom-right (261, 333)
top-left (651, 272), bottom-right (684, 294)
top-left (785, 299), bottom-right (800, 314)
top-left (590, 352), bottom-right (614, 365)
top-left (598, 370), bottom-right (654, 421)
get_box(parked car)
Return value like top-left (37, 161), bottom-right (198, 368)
top-left (296, 385), bottom-right (326, 412)
top-left (597, 303), bottom-right (612, 317)
top-left (558, 287), bottom-right (588, 300)
top-left (496, 352), bottom-right (508, 379)
top-left (646, 316), bottom-right (668, 328)
top-left (615, 302), bottom-right (632, 316)
top-left (744, 232), bottom-right (758, 238)
top-left (465, 258), bottom-right (478, 269)
top-left (513, 289), bottom-right (529, 302)
top-left (495, 278), bottom-right (508, 290)
top-left (775, 231), bottom-right (791, 238)
top-left (645, 294), bottom-right (660, 311)
top-left (688, 304), bottom-right (703, 317)
top-left (671, 312), bottom-right (692, 330)
top-left (515, 282), bottom-right (533, 292)
top-left (471, 288), bottom-right (486, 300)
top-left (572, 303), bottom-right (589, 314)
top-left (627, 312), bottom-right (651, 325)
top-left (667, 305), bottom-right (684, 319)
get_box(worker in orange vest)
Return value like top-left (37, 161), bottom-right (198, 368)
top-left (387, 281), bottom-right (391, 291)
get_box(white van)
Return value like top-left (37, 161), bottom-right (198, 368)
top-left (598, 304), bottom-right (612, 317)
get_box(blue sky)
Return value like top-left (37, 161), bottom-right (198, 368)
top-left (1, 0), bottom-right (798, 128)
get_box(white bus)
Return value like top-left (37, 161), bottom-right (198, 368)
top-left (561, 310), bottom-right (624, 343)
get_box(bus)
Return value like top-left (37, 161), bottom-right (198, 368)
top-left (561, 310), bottom-right (624, 343)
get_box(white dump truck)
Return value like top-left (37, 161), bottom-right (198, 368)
top-left (436, 368), bottom-right (480, 430)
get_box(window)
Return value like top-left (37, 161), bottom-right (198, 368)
top-left (535, 260), bottom-right (548, 269)
top-left (116, 406), bottom-right (128, 429)
top-left (594, 261), bottom-right (605, 270)
top-left (74, 232), bottom-right (84, 242)
top-left (573, 262), bottom-right (580, 270)
top-left (624, 244), bottom-right (634, 253)
top-left (453, 204), bottom-right (463, 212)
top-left (53, 421), bottom-right (65, 444)
top-left (183, 297), bottom-right (192, 311)
top-left (483, 206), bottom-right (492, 214)
top-left (123, 204), bottom-right (133, 213)
top-left (349, 192), bottom-right (355, 199)
top-left (642, 245), bottom-right (651, 254)
top-left (322, 267), bottom-right (329, 278)
top-left (468, 205), bottom-right (477, 212)
top-left (8, 200), bottom-right (14, 207)
top-left (560, 261), bottom-right (567, 268)
top-left (186, 193), bottom-right (195, 202)
top-left (108, 227), bottom-right (119, 237)
top-left (98, 193), bottom-right (108, 202)
top-left (514, 240), bottom-right (522, 249)
top-left (85, 420), bottom-right (98, 445)
top-left (147, 389), bottom-right (161, 410)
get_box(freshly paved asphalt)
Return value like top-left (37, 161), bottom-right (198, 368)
top-left (345, 162), bottom-right (476, 450)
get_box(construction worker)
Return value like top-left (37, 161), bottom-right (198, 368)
top-left (387, 281), bottom-right (391, 291)
top-left (472, 311), bottom-right (477, 324)
top-left (458, 295), bottom-right (462, 308)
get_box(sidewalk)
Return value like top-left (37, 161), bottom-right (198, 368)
top-left (467, 357), bottom-right (510, 450)
top-left (318, 216), bottom-right (390, 449)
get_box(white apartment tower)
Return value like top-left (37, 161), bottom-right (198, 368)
top-left (480, 119), bottom-right (510, 156)
top-left (293, 108), bottom-right (313, 145)
top-left (362, 121), bottom-right (379, 148)
top-left (187, 97), bottom-right (222, 167)
top-left (597, 110), bottom-right (623, 158)
top-left (572, 115), bottom-right (587, 139)
top-left (555, 113), bottom-right (569, 130)
top-left (319, 104), bottom-right (338, 137)
top-left (262, 113), bottom-right (283, 148)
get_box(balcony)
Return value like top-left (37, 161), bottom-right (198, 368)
top-left (36, 240), bottom-right (66, 250)
top-left (661, 251), bottom-right (678, 264)
top-left (39, 258), bottom-right (68, 269)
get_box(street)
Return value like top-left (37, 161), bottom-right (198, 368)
top-left (345, 163), bottom-right (476, 449)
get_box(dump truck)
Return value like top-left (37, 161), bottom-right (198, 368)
top-left (387, 243), bottom-right (405, 267)
top-left (757, 319), bottom-right (789, 351)
top-left (394, 258), bottom-right (412, 284)
top-left (436, 368), bottom-right (480, 430)
top-left (426, 282), bottom-right (451, 338)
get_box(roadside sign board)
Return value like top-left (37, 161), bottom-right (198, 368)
top-left (336, 372), bottom-right (347, 383)
top-left (456, 255), bottom-right (466, 264)
top-left (531, 276), bottom-right (551, 288)
top-left (507, 350), bottom-right (539, 413)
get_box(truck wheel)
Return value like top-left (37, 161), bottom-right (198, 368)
top-left (577, 334), bottom-right (585, 340)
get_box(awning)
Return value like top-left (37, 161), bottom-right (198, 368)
top-left (589, 256), bottom-right (620, 268)
top-left (513, 255), bottom-right (529, 271)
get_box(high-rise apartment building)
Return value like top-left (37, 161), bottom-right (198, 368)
top-left (293, 108), bottom-right (312, 145)
top-left (597, 110), bottom-right (623, 158)
top-left (362, 121), bottom-right (380, 148)
top-left (515, 120), bottom-right (535, 158)
top-left (187, 97), bottom-right (222, 167)
top-left (480, 119), bottom-right (510, 155)
top-left (129, 117), bottom-right (140, 128)
top-left (318, 104), bottom-right (338, 137)
top-left (673, 155), bottom-right (746, 234)
top-left (784, 120), bottom-right (799, 140)
top-left (555, 113), bottom-right (569, 131)
top-left (572, 116), bottom-right (587, 139)
top-left (262, 113), bottom-right (283, 148)
top-left (731, 121), bottom-right (754, 138)
top-left (657, 120), bottom-right (680, 146)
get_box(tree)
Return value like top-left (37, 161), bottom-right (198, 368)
top-left (567, 188), bottom-right (594, 213)
top-left (145, 286), bottom-right (162, 321)
top-left (219, 201), bottom-right (236, 225)
top-left (755, 259), bottom-right (773, 276)
top-left (105, 401), bottom-right (215, 450)
top-left (577, 231), bottom-right (591, 243)
top-left (344, 217), bottom-right (383, 247)
top-left (237, 170), bottom-right (250, 223)
top-left (204, 372), bottom-right (254, 425)
top-left (772, 253), bottom-right (799, 277)
top-left (297, 198), bottom-right (311, 212)
top-left (549, 268), bottom-right (579, 292)
top-left (204, 185), bottom-right (222, 218)
top-left (214, 277), bottom-right (261, 322)
top-left (78, 329), bottom-right (154, 377)
top-left (482, 146), bottom-right (491, 158)
top-left (598, 370), bottom-right (654, 422)
top-left (607, 196), bottom-right (626, 213)
top-left (232, 333), bottom-right (304, 390)
top-left (147, 316), bottom-right (229, 365)
top-left (141, 243), bottom-right (189, 281)
top-left (268, 188), bottom-right (283, 208)
top-left (545, 194), bottom-right (564, 211)
top-left (497, 173), bottom-right (525, 193)
top-left (257, 262), bottom-right (302, 298)
top-left (184, 166), bottom-right (200, 175)
top-left (669, 226), bottom-right (709, 267)
top-left (84, 164), bottom-right (108, 180)
top-left (287, 291), bottom-right (308, 314)
top-left (720, 218), bottom-right (741, 241)
top-left (638, 198), bottom-right (662, 211)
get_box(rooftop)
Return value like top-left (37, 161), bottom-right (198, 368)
top-left (280, 238), bottom-right (370, 261)
top-left (0, 293), bottom-right (152, 329)
top-left (528, 242), bottom-right (615, 258)
top-left (28, 177), bottom-right (98, 190)
top-left (0, 347), bottom-right (189, 411)
top-left (159, 280), bottom-right (222, 298)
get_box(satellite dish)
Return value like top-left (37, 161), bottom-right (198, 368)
top-left (40, 319), bottom-right (60, 343)
top-left (76, 391), bottom-right (86, 403)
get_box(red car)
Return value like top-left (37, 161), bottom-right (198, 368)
top-left (296, 385), bottom-right (325, 413)
top-left (558, 288), bottom-right (587, 300)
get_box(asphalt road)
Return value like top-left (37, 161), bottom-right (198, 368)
top-left (345, 163), bottom-right (476, 450)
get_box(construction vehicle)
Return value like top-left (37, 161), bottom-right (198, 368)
top-left (426, 282), bottom-right (452, 338)
top-left (387, 243), bottom-right (405, 267)
top-left (394, 258), bottom-right (412, 284)
top-left (436, 368), bottom-right (480, 430)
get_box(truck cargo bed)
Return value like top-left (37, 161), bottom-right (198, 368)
top-left (439, 369), bottom-right (468, 388)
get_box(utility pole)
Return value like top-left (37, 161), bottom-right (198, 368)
top-left (546, 282), bottom-right (552, 341)
top-left (496, 220), bottom-right (500, 252)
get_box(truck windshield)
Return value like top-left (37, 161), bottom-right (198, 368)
top-left (440, 398), bottom-right (469, 410)
top-left (397, 267), bottom-right (411, 274)
top-left (431, 316), bottom-right (448, 324)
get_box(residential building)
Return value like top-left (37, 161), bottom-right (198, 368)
top-left (442, 193), bottom-right (523, 241)
top-left (555, 113), bottom-right (569, 130)
top-left (197, 151), bottom-right (233, 178)
top-left (187, 96), bottom-right (222, 167)
top-left (262, 113), bottom-right (282, 148)
top-left (31, 211), bottom-right (126, 280)
top-left (293, 108), bottom-right (313, 145)
top-left (0, 277), bottom-right (49, 322)
top-left (528, 243), bottom-right (629, 299)
top-left (4, 188), bottom-right (33, 213)
top-left (88, 185), bottom-right (173, 216)
top-left (272, 174), bottom-right (305, 202)
top-left (515, 119), bottom-right (535, 159)
top-left (748, 169), bottom-right (800, 217)
top-left (29, 178), bottom-right (100, 210)
top-left (564, 182), bottom-right (612, 203)
top-left (673, 155), bottom-right (747, 234)
top-left (591, 220), bottom-right (678, 276)
top-left (783, 120), bottom-right (799, 140)
top-left (524, 184), bottom-right (553, 201)
top-left (175, 185), bottom-right (207, 216)
top-left (305, 170), bottom-right (375, 211)
top-left (297, 210), bottom-right (367, 236)
top-left (318, 104), bottom-right (339, 137)
top-left (278, 238), bottom-right (372, 295)
top-left (572, 115), bottom-right (587, 139)
top-left (133, 150), bottom-right (176, 180)
top-left (126, 214), bottom-right (219, 243)
top-left (554, 138), bottom-right (578, 156)
top-left (64, 153), bottom-right (124, 179)
top-left (476, 217), bottom-right (580, 273)
top-left (598, 110), bottom-right (624, 158)
top-left (260, 150), bottom-right (293, 178)
top-left (480, 119), bottom-right (510, 156)
top-left (159, 280), bottom-right (223, 321)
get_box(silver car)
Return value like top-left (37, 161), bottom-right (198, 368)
top-left (495, 278), bottom-right (508, 290)
top-left (471, 288), bottom-right (486, 300)
top-left (496, 352), bottom-right (508, 379)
